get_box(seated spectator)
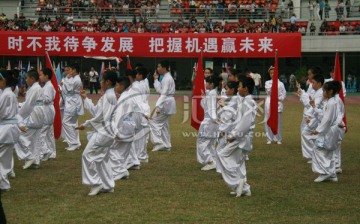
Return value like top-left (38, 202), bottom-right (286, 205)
top-left (319, 24), bottom-right (327, 35)
top-left (310, 22), bottom-right (316, 35)
top-left (138, 24), bottom-right (145, 33)
top-left (339, 22), bottom-right (346, 34)
top-left (298, 26), bottom-right (306, 35)
top-left (345, 23), bottom-right (353, 34)
top-left (43, 21), bottom-right (52, 31)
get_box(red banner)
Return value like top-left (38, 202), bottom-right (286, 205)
top-left (0, 31), bottom-right (301, 58)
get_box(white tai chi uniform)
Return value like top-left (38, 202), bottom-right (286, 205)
top-left (264, 79), bottom-right (286, 142)
top-left (215, 95), bottom-right (257, 194)
top-left (215, 96), bottom-right (238, 173)
top-left (137, 78), bottom-right (151, 162)
top-left (59, 84), bottom-right (66, 140)
top-left (299, 87), bottom-right (323, 160)
top-left (126, 81), bottom-right (150, 167)
top-left (82, 88), bottom-right (117, 191)
top-left (39, 81), bottom-right (56, 160)
top-left (62, 75), bottom-right (84, 147)
top-left (333, 94), bottom-right (345, 169)
top-left (196, 88), bottom-right (218, 165)
top-left (149, 72), bottom-right (176, 148)
top-left (312, 97), bottom-right (340, 177)
top-left (325, 78), bottom-right (346, 169)
top-left (110, 87), bottom-right (139, 180)
top-left (0, 87), bottom-right (19, 190)
top-left (14, 82), bottom-right (44, 165)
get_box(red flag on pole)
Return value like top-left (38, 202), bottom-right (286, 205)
top-left (45, 51), bottom-right (62, 140)
top-left (267, 50), bottom-right (279, 135)
top-left (126, 55), bottom-right (132, 70)
top-left (191, 51), bottom-right (205, 130)
top-left (334, 51), bottom-right (347, 131)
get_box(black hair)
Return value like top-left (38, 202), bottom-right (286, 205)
top-left (42, 67), bottom-right (53, 80)
top-left (228, 68), bottom-right (236, 76)
top-left (10, 69), bottom-right (20, 80)
top-left (116, 76), bottom-right (131, 89)
top-left (239, 76), bottom-right (255, 94)
top-left (205, 76), bottom-right (221, 94)
top-left (323, 80), bottom-right (341, 96)
top-left (225, 81), bottom-right (238, 96)
top-left (158, 60), bottom-right (170, 70)
top-left (329, 67), bottom-right (334, 73)
top-left (204, 67), bottom-right (213, 74)
top-left (102, 70), bottom-right (117, 86)
top-left (69, 63), bottom-right (79, 73)
top-left (136, 67), bottom-right (148, 80)
top-left (125, 69), bottom-right (136, 79)
top-left (312, 73), bottom-right (324, 86)
top-left (26, 70), bottom-right (39, 81)
top-left (310, 66), bottom-right (322, 76)
top-left (135, 63), bottom-right (144, 69)
top-left (0, 69), bottom-right (17, 88)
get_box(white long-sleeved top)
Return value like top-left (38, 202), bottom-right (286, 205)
top-left (83, 88), bottom-right (117, 136)
top-left (229, 95), bottom-right (258, 152)
top-left (0, 87), bottom-right (19, 144)
top-left (299, 84), bottom-right (315, 116)
top-left (305, 88), bottom-right (324, 130)
top-left (130, 81), bottom-right (150, 116)
top-left (63, 75), bottom-right (84, 116)
top-left (111, 88), bottom-right (138, 142)
top-left (40, 81), bottom-right (56, 125)
top-left (18, 82), bottom-right (43, 128)
top-left (315, 97), bottom-right (339, 150)
top-left (218, 95), bottom-right (238, 133)
top-left (154, 72), bottom-right (176, 115)
top-left (140, 78), bottom-right (151, 116)
top-left (265, 79), bottom-right (286, 112)
top-left (200, 88), bottom-right (217, 121)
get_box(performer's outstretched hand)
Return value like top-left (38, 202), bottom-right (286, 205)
top-left (75, 124), bottom-right (85, 130)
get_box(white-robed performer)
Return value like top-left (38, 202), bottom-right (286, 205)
top-left (110, 76), bottom-right (140, 180)
top-left (38, 68), bottom-right (56, 161)
top-left (62, 64), bottom-right (84, 151)
top-left (297, 73), bottom-right (324, 162)
top-left (325, 68), bottom-right (346, 174)
top-left (196, 76), bottom-right (220, 171)
top-left (149, 60), bottom-right (176, 151)
top-left (214, 81), bottom-right (239, 174)
top-left (215, 77), bottom-right (257, 197)
top-left (311, 80), bottom-right (342, 182)
top-left (297, 68), bottom-right (315, 160)
top-left (137, 74), bottom-right (151, 163)
top-left (14, 70), bottom-right (44, 169)
top-left (333, 93), bottom-right (345, 174)
top-left (125, 68), bottom-right (151, 170)
top-left (264, 66), bottom-right (286, 144)
top-left (76, 70), bottom-right (118, 196)
top-left (0, 70), bottom-right (23, 191)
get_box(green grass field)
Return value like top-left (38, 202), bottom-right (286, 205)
top-left (3, 95), bottom-right (360, 223)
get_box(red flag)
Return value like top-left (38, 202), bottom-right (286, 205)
top-left (126, 55), bottom-right (132, 70)
top-left (191, 53), bottom-right (205, 130)
top-left (267, 50), bottom-right (279, 135)
top-left (45, 51), bottom-right (62, 140)
top-left (334, 52), bottom-right (347, 131)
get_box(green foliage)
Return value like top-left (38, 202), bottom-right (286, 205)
top-left (294, 65), bottom-right (307, 81)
